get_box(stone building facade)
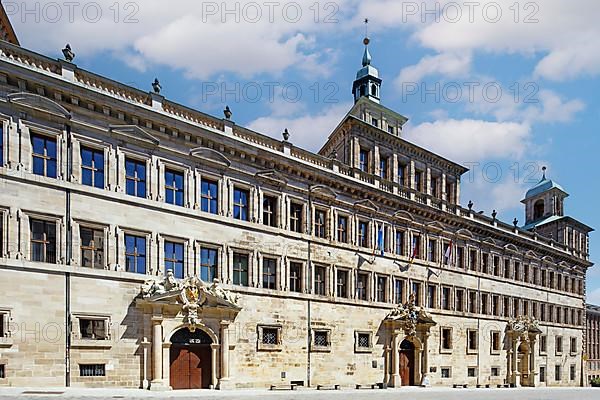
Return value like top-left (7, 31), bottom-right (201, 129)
top-left (0, 20), bottom-right (594, 390)
top-left (586, 304), bottom-right (600, 384)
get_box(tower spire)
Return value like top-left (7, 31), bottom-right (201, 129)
top-left (352, 18), bottom-right (381, 104)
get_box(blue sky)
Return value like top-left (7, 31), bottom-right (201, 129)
top-left (8, 0), bottom-right (599, 299)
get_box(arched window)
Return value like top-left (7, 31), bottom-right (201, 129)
top-left (360, 85), bottom-right (366, 97)
top-left (371, 84), bottom-right (377, 97)
top-left (534, 200), bottom-right (545, 220)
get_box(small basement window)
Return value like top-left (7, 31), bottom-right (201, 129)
top-left (79, 364), bottom-right (105, 377)
top-left (312, 330), bottom-right (331, 351)
top-left (0, 365), bottom-right (5, 379)
top-left (257, 325), bottom-right (282, 351)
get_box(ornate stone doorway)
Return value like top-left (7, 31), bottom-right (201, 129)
top-left (399, 339), bottom-right (416, 386)
top-left (506, 316), bottom-right (541, 387)
top-left (170, 328), bottom-right (213, 390)
top-left (137, 273), bottom-right (241, 391)
top-left (384, 295), bottom-right (436, 387)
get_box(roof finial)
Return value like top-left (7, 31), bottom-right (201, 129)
top-left (362, 18), bottom-right (372, 67)
top-left (542, 166), bottom-right (547, 180)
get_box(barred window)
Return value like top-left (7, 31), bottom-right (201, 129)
top-left (313, 330), bottom-right (329, 347)
top-left (262, 328), bottom-right (279, 345)
top-left (79, 364), bottom-right (105, 377)
top-left (357, 333), bottom-right (370, 348)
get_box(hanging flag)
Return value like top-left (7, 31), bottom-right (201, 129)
top-left (409, 236), bottom-right (418, 265)
top-left (444, 240), bottom-right (453, 265)
top-left (377, 224), bottom-right (385, 256)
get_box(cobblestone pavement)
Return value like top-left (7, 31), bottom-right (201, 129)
top-left (0, 387), bottom-right (598, 400)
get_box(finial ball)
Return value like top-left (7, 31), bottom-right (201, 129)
top-left (363, 37), bottom-right (370, 46)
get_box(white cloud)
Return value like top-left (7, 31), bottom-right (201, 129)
top-left (405, 119), bottom-right (531, 163)
top-left (395, 52), bottom-right (471, 85)
top-left (247, 102), bottom-right (351, 152)
top-left (8, 0), bottom-right (345, 79)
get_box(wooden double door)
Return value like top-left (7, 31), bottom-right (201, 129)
top-left (170, 344), bottom-right (212, 390)
top-left (399, 339), bottom-right (415, 386)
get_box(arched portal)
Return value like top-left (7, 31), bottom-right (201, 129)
top-left (169, 328), bottom-right (213, 390)
top-left (399, 339), bottom-right (416, 386)
top-left (517, 341), bottom-right (531, 386)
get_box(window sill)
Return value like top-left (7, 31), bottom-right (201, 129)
top-left (257, 344), bottom-right (282, 352)
top-left (467, 349), bottom-right (478, 355)
top-left (440, 349), bottom-right (453, 355)
top-left (311, 346), bottom-right (331, 353)
top-left (71, 339), bottom-right (112, 349)
top-left (490, 350), bottom-right (501, 356)
top-left (354, 347), bottom-right (373, 354)
top-left (0, 339), bottom-right (13, 348)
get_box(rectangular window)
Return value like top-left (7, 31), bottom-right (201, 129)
top-left (412, 236), bottom-right (421, 259)
top-left (313, 330), bottom-right (330, 348)
top-left (165, 169), bottom-right (184, 206)
top-left (336, 270), bottom-right (348, 298)
top-left (491, 331), bottom-right (501, 353)
top-left (199, 248), bottom-right (218, 283)
top-left (394, 279), bottom-right (404, 304)
top-left (540, 366), bottom-right (546, 383)
top-left (441, 327), bottom-right (452, 350)
top-left (467, 330), bottom-right (478, 351)
top-left (81, 147), bottom-right (104, 189)
top-left (467, 367), bottom-right (476, 378)
top-left (482, 253), bottom-right (489, 274)
top-left (0, 125), bottom-right (3, 166)
top-left (481, 293), bottom-right (489, 315)
top-left (441, 368), bottom-right (451, 379)
top-left (398, 164), bottom-right (405, 185)
top-left (30, 219), bottom-right (56, 263)
top-left (79, 364), bottom-right (106, 377)
top-left (371, 118), bottom-right (378, 127)
top-left (504, 297), bottom-right (511, 318)
top-left (31, 134), bottom-right (57, 178)
top-left (556, 336), bottom-right (563, 354)
top-left (492, 295), bottom-right (500, 316)
top-left (555, 365), bottom-right (561, 381)
top-left (262, 258), bottom-right (277, 290)
top-left (376, 276), bottom-right (387, 302)
top-left (125, 158), bottom-right (146, 198)
top-left (233, 188), bottom-right (250, 221)
top-left (356, 272), bottom-right (368, 301)
top-left (455, 289), bottom-right (464, 312)
top-left (80, 227), bottom-right (104, 269)
top-left (164, 241), bottom-right (184, 279)
top-left (357, 333), bottom-right (371, 349)
top-left (289, 203), bottom-right (303, 233)
top-left (261, 327), bottom-right (279, 345)
top-left (493, 256), bottom-right (500, 276)
top-left (456, 246), bottom-right (464, 268)
top-left (125, 234), bottom-right (146, 274)
top-left (0, 364), bottom-right (4, 379)
top-left (379, 157), bottom-right (388, 179)
top-left (232, 253), bottom-right (249, 286)
top-left (431, 177), bottom-right (439, 198)
top-left (504, 259), bottom-right (511, 279)
top-left (411, 281), bottom-right (421, 306)
top-left (79, 318), bottom-right (107, 340)
top-left (289, 262), bottom-right (302, 293)
top-left (427, 285), bottom-right (437, 309)
top-left (415, 170), bottom-right (423, 191)
top-left (200, 179), bottom-right (219, 214)
top-left (314, 265), bottom-right (326, 296)
top-left (337, 215), bottom-right (348, 243)
top-left (314, 209), bottom-right (326, 238)
top-left (427, 239), bottom-right (436, 262)
top-left (359, 149), bottom-right (369, 173)
top-left (491, 367), bottom-right (500, 377)
top-left (395, 231), bottom-right (404, 255)
top-left (469, 249), bottom-right (478, 271)
top-left (262, 195), bottom-right (277, 227)
top-left (442, 287), bottom-right (451, 310)
top-left (570, 365), bottom-right (576, 381)
top-left (468, 291), bottom-right (477, 314)
top-left (358, 221), bottom-right (369, 247)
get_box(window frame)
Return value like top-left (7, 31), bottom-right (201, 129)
top-left (232, 252), bottom-right (250, 287)
top-left (200, 177), bottom-right (219, 215)
top-left (311, 329), bottom-right (331, 352)
top-left (31, 133), bottom-right (58, 178)
top-left (80, 145), bottom-right (105, 189)
top-left (125, 157), bottom-right (147, 198)
top-left (354, 331), bottom-right (373, 353)
top-left (289, 261), bottom-right (303, 293)
top-left (314, 265), bottom-right (326, 296)
top-left (79, 225), bottom-right (106, 270)
top-left (257, 325), bottom-right (282, 352)
top-left (490, 331), bottom-right (501, 354)
top-left (467, 329), bottom-right (478, 354)
top-left (165, 168), bottom-right (185, 207)
top-left (262, 257), bottom-right (278, 290)
top-left (233, 186), bottom-right (250, 221)
top-left (440, 327), bottom-right (453, 353)
top-left (124, 232), bottom-right (147, 275)
top-left (29, 217), bottom-right (57, 264)
top-left (164, 240), bottom-right (185, 279)
top-left (199, 246), bottom-right (219, 283)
